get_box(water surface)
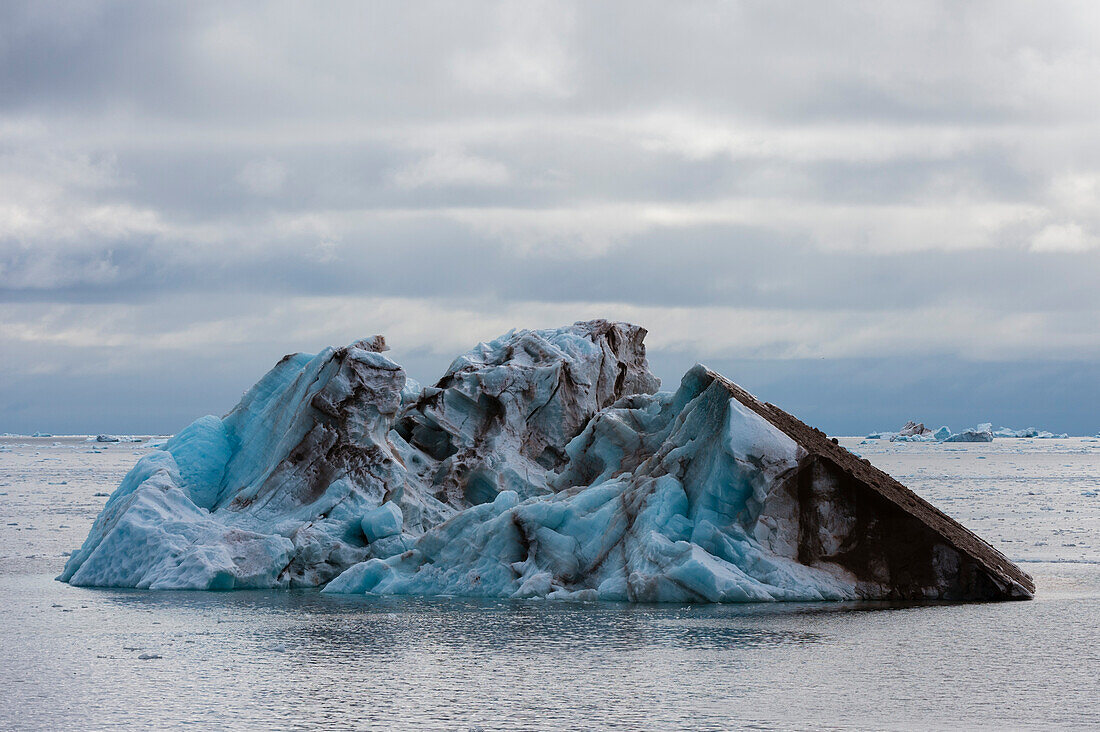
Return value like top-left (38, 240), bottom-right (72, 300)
top-left (1, 436), bottom-right (1098, 730)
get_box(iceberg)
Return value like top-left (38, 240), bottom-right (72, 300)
top-left (994, 426), bottom-right (1038, 438)
top-left (90, 434), bottom-right (143, 443)
top-left (944, 423), bottom-right (995, 443)
top-left (61, 320), bottom-right (1033, 602)
top-left (60, 322), bottom-right (657, 590)
top-left (880, 423), bottom-right (1068, 442)
top-left (886, 421), bottom-right (939, 442)
top-left (889, 433), bottom-right (937, 442)
top-left (898, 421), bottom-right (933, 437)
top-left (992, 427), bottom-right (1067, 439)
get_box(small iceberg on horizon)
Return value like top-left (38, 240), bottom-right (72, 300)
top-left (888, 421), bottom-right (938, 442)
top-left (992, 427), bottom-right (1068, 439)
top-left (944, 423), bottom-right (995, 443)
top-left (869, 420), bottom-right (1070, 443)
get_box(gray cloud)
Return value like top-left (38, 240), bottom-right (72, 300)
top-left (2, 0), bottom-right (1099, 434)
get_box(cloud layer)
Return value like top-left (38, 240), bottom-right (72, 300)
top-left (2, 1), bottom-right (1099, 434)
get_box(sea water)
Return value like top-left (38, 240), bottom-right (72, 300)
top-left (1, 436), bottom-right (1097, 730)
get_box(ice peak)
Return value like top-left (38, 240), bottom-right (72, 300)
top-left (351, 335), bottom-right (389, 353)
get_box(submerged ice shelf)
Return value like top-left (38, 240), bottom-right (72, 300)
top-left (60, 321), bottom-right (1034, 602)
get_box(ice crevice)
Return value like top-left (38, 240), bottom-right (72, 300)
top-left (60, 320), bottom-right (1034, 601)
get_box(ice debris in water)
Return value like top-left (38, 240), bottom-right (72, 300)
top-left (59, 320), bottom-right (1033, 602)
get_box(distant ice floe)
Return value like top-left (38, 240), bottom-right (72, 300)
top-left (986, 425), bottom-right (1070, 439)
top-left (865, 420), bottom-right (1069, 443)
top-left (885, 421), bottom-right (939, 442)
top-left (944, 423), bottom-right (995, 443)
top-left (0, 432), bottom-right (155, 443)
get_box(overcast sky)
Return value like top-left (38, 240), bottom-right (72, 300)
top-left (2, 1), bottom-right (1099, 435)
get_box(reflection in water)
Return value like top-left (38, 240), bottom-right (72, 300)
top-left (94, 587), bottom-right (837, 654)
top-left (4, 575), bottom-right (1098, 730)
